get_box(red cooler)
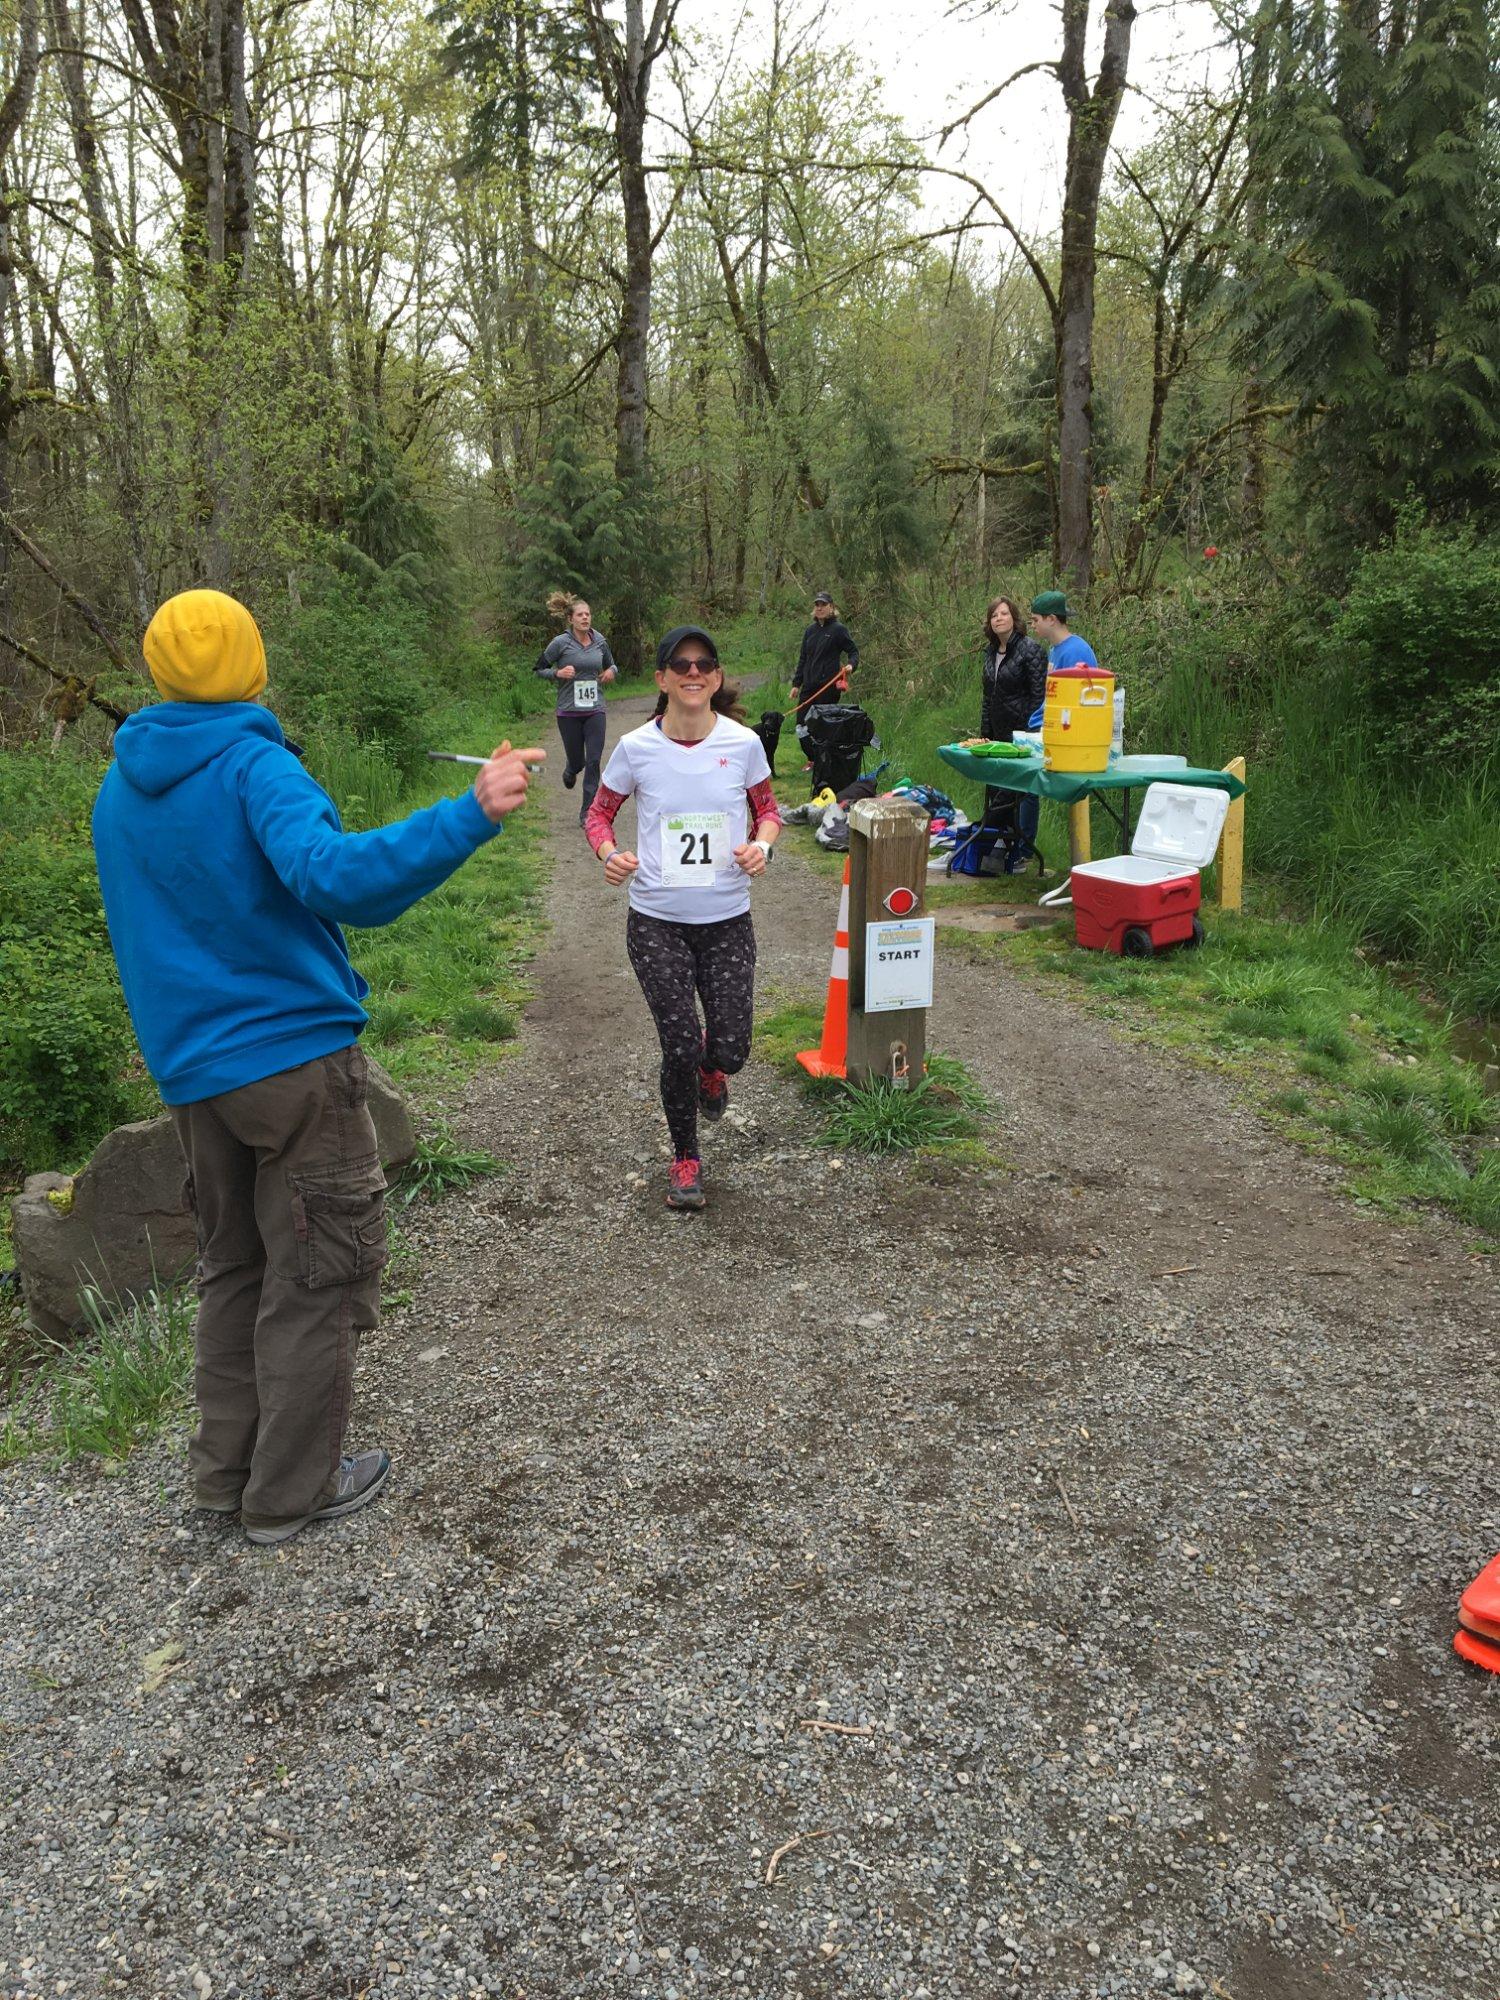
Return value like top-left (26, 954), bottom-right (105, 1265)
top-left (1068, 782), bottom-right (1230, 957)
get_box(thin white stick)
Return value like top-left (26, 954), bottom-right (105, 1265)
top-left (765, 1828), bottom-right (829, 1885)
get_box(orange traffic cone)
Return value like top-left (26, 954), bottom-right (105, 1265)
top-left (1455, 1553), bottom-right (1500, 1673)
top-left (797, 856), bottom-right (850, 1079)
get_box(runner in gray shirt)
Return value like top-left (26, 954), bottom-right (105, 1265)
top-left (535, 591), bottom-right (617, 821)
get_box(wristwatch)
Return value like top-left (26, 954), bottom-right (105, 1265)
top-left (753, 839), bottom-right (773, 864)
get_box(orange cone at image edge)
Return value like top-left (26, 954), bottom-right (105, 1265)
top-left (797, 856), bottom-right (850, 1080)
top-left (1454, 1553), bottom-right (1500, 1673)
top-left (145, 588), bottom-right (267, 704)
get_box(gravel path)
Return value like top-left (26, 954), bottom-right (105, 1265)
top-left (3, 690), bottom-right (1497, 2000)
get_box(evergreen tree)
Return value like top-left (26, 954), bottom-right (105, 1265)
top-left (504, 419), bottom-right (624, 637)
top-left (436, 0), bottom-right (596, 174)
top-left (826, 409), bottom-right (936, 608)
top-left (1234, 0), bottom-right (1500, 558)
top-left (337, 427), bottom-right (452, 609)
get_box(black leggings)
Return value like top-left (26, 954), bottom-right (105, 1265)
top-left (625, 910), bottom-right (756, 1159)
top-left (557, 711), bottom-right (607, 814)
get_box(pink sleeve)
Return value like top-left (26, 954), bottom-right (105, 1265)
top-left (747, 777), bottom-right (779, 831)
top-left (584, 784), bottom-right (628, 855)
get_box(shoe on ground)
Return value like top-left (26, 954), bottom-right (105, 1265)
top-left (562, 768), bottom-right (578, 790)
top-left (666, 1158), bottom-right (706, 1211)
top-left (193, 1490), bottom-right (244, 1514)
top-left (698, 1069), bottom-right (729, 1123)
top-left (244, 1448), bottom-right (392, 1547)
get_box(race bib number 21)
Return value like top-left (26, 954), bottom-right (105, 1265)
top-left (662, 811), bottom-right (729, 888)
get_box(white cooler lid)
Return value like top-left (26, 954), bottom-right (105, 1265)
top-left (1131, 782), bottom-right (1231, 867)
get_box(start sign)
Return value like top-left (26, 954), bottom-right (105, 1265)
top-left (864, 916), bottom-right (935, 1014)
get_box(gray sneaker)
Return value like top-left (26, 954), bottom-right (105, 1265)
top-left (244, 1448), bottom-right (392, 1547)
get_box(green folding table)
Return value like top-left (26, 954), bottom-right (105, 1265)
top-left (937, 743), bottom-right (1247, 870)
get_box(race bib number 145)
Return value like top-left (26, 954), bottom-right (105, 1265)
top-left (662, 811), bottom-right (729, 887)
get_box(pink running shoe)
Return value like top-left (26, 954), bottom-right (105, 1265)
top-left (698, 1068), bottom-right (729, 1123)
top-left (666, 1158), bottom-right (706, 1210)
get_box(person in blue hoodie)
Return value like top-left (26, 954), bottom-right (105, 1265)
top-left (93, 589), bottom-right (543, 1547)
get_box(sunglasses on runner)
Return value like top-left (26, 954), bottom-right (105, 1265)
top-left (663, 655), bottom-right (720, 675)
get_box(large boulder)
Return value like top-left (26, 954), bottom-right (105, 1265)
top-left (366, 1056), bottom-right (418, 1173)
top-left (12, 1119), bottom-right (198, 1339)
top-left (12, 1057), bottom-right (418, 1338)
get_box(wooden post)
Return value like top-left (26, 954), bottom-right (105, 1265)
top-left (1068, 798), bottom-right (1092, 866)
top-left (1217, 756), bottom-right (1246, 912)
top-left (846, 798), bottom-right (931, 1088)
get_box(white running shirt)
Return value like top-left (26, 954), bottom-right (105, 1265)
top-left (600, 716), bottom-right (772, 924)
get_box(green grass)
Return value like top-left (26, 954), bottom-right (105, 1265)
top-left (381, 1216), bottom-right (421, 1310)
top-left (301, 730), bottom-right (406, 831)
top-left (753, 999), bottom-right (989, 1156)
top-left (394, 1126), bottom-right (503, 1206)
top-left (998, 909), bottom-right (1497, 1237)
top-left (820, 1076), bottom-right (980, 1155)
top-left (754, 998), bottom-right (830, 1079)
top-left (0, 1285), bottom-right (194, 1468)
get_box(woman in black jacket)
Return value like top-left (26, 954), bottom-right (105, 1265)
top-left (981, 594), bottom-right (1047, 740)
top-left (979, 594), bottom-right (1047, 870)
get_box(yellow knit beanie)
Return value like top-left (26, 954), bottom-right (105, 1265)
top-left (144, 589), bottom-right (267, 704)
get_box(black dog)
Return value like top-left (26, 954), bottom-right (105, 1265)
top-left (752, 708), bottom-right (784, 777)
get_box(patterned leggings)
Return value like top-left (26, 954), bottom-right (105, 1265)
top-left (625, 910), bottom-right (757, 1159)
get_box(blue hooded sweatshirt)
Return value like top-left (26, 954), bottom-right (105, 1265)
top-left (93, 703), bottom-right (500, 1105)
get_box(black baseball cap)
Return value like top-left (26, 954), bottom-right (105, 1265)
top-left (656, 624), bottom-right (719, 669)
top-left (813, 591), bottom-right (833, 605)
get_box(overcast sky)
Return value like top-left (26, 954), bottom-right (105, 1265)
top-left (719, 0), bottom-right (1227, 242)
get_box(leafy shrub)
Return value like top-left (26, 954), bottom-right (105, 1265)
top-left (269, 574), bottom-right (439, 767)
top-left (0, 933), bottom-right (142, 1169)
top-left (0, 753), bottom-right (149, 1172)
top-left (1334, 516), bottom-right (1500, 751)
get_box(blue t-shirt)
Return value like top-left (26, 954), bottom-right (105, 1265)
top-left (1049, 634), bottom-right (1099, 672)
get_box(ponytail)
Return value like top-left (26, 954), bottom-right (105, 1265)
top-left (547, 589), bottom-right (582, 623)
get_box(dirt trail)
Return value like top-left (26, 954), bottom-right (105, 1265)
top-left (2, 688), bottom-right (1495, 2000)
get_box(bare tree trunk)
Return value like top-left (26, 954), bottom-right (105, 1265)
top-left (0, 0), bottom-right (40, 634)
top-left (578, 0), bottom-right (678, 668)
top-left (1054, 0), bottom-right (1136, 594)
top-left (1239, 6), bottom-right (1273, 537)
top-left (50, 0), bottom-right (153, 623)
top-left (731, 365), bottom-right (752, 613)
top-left (615, 78), bottom-right (651, 491)
top-left (122, 0), bottom-right (256, 582)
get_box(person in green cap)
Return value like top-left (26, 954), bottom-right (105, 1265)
top-left (1030, 590), bottom-right (1099, 674)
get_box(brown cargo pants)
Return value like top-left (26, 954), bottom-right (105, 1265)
top-left (170, 1045), bottom-right (387, 1531)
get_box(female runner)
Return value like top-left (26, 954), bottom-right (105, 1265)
top-left (583, 625), bottom-right (779, 1210)
top-left (534, 590), bottom-right (617, 821)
